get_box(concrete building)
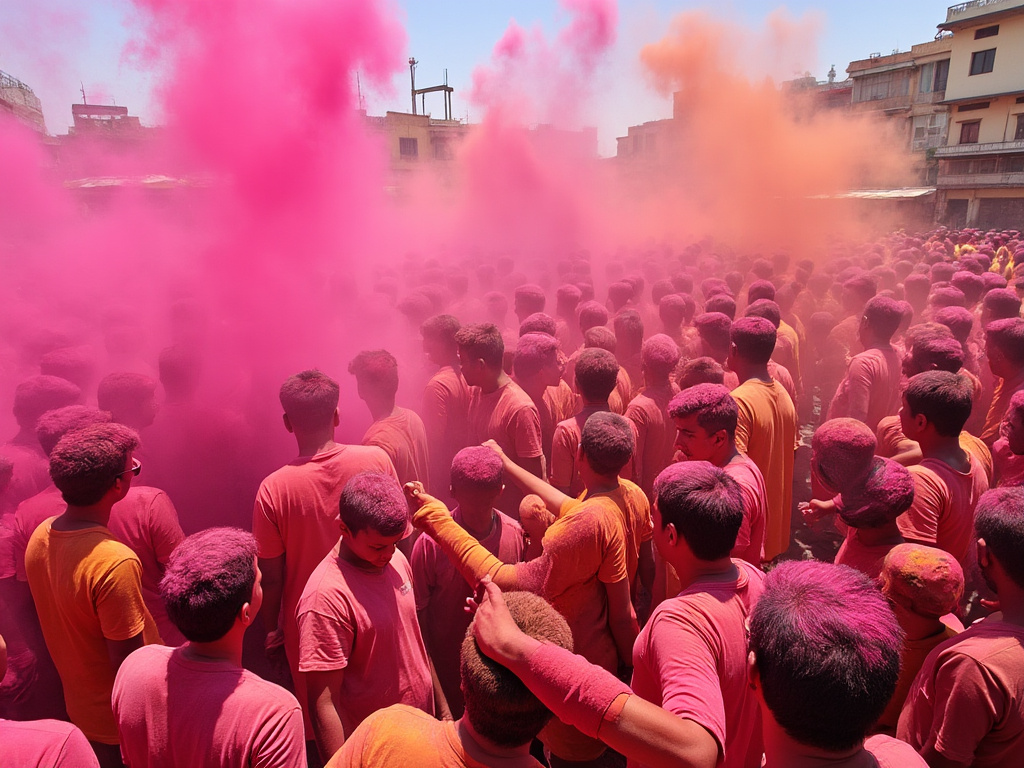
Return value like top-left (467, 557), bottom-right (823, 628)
top-left (934, 0), bottom-right (1024, 228)
top-left (0, 69), bottom-right (46, 133)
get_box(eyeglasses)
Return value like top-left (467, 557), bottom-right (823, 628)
top-left (116, 458), bottom-right (142, 480)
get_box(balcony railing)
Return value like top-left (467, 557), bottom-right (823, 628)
top-left (947, 0), bottom-right (1018, 22)
top-left (938, 171), bottom-right (1024, 187)
top-left (935, 139), bottom-right (1024, 156)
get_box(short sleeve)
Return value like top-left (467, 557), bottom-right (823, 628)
top-left (54, 724), bottom-right (101, 768)
top-left (253, 483), bottom-right (285, 559)
top-left (928, 654), bottom-right (1000, 764)
top-left (510, 406), bottom-right (544, 460)
top-left (251, 702), bottom-right (306, 768)
top-left (733, 397), bottom-right (752, 454)
top-left (549, 423), bottom-right (577, 489)
top-left (899, 467), bottom-right (947, 545)
top-left (95, 559), bottom-right (150, 642)
top-left (146, 491), bottom-right (185, 565)
top-left (297, 605), bottom-right (355, 673)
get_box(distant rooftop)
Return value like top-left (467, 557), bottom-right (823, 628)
top-left (942, 0), bottom-right (1024, 29)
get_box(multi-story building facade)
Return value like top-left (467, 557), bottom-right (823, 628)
top-left (934, 0), bottom-right (1024, 228)
top-left (0, 69), bottom-right (46, 133)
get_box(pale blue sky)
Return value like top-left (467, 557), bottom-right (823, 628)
top-left (1, 0), bottom-right (953, 155)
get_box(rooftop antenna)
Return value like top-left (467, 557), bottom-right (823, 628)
top-left (828, 65), bottom-right (836, 84)
top-left (409, 57), bottom-right (418, 114)
top-left (356, 71), bottom-right (365, 111)
top-left (80, 82), bottom-right (87, 104)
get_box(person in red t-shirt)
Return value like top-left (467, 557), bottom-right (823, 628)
top-left (625, 335), bottom-right (681, 498)
top-left (750, 561), bottom-right (926, 767)
top-left (899, 487), bottom-right (1024, 767)
top-left (994, 389), bottom-right (1024, 486)
top-left (420, 315), bottom-right (470, 504)
top-left (113, 528), bottom-right (303, 768)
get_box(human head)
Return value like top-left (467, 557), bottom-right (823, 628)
top-left (555, 284), bottom-right (582, 319)
top-left (607, 281), bottom-right (634, 312)
top-left (933, 305), bottom-right (973, 345)
top-left (13, 375), bottom-right (81, 433)
top-left (420, 314), bottom-right (461, 365)
top-left (744, 299), bottom-right (781, 328)
top-left (901, 370), bottom-right (973, 438)
top-left (729, 316), bottom-right (777, 367)
top-left (704, 293), bottom-right (737, 320)
top-left (811, 418), bottom-right (877, 496)
top-left (695, 312), bottom-right (732, 362)
top-left (583, 326), bottom-right (617, 353)
top-left (659, 294), bottom-right (693, 329)
top-left (859, 295), bottom-right (903, 345)
top-left (339, 471), bottom-right (410, 537)
top-left (879, 544), bottom-right (964, 619)
top-left (903, 273), bottom-right (931, 313)
top-left (576, 300), bottom-right (608, 333)
top-left (573, 348), bottom-right (619, 403)
top-left (513, 333), bottom-right (562, 387)
top-left (1004, 389), bottom-right (1024, 456)
top-left (49, 423), bottom-right (140, 506)
top-left (96, 373), bottom-right (158, 430)
top-left (36, 406), bottom-right (112, 457)
top-left (461, 591), bottom-right (573, 747)
top-left (749, 561), bottom-right (902, 752)
top-left (641, 334), bottom-right (681, 383)
top-left (676, 356), bottom-right (725, 388)
top-left (279, 370), bottom-right (339, 433)
top-left (747, 279), bottom-right (776, 304)
top-left (612, 310), bottom-right (644, 356)
top-left (348, 349), bottom-right (400, 404)
top-left (981, 287), bottom-right (1021, 325)
top-left (975, 486), bottom-right (1024, 590)
top-left (456, 323), bottom-right (505, 386)
top-left (985, 317), bottom-right (1024, 379)
top-left (652, 461), bottom-right (743, 560)
top-left (158, 346), bottom-right (201, 402)
top-left (39, 346), bottom-right (97, 392)
top-left (514, 284), bottom-right (546, 322)
top-left (837, 457), bottom-right (915, 529)
top-left (450, 446), bottom-right (503, 505)
top-left (160, 528), bottom-right (260, 643)
top-left (669, 384), bottom-right (737, 462)
top-left (518, 312), bottom-right (557, 338)
top-left (842, 275), bottom-right (878, 313)
top-left (579, 412), bottom-right (634, 478)
top-left (904, 336), bottom-right (964, 378)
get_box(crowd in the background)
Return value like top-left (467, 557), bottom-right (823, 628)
top-left (1, 225), bottom-right (1024, 767)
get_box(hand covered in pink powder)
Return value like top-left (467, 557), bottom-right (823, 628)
top-left (468, 577), bottom-right (540, 666)
top-left (799, 497), bottom-right (836, 524)
top-left (481, 439), bottom-right (506, 460)
top-left (519, 494), bottom-right (555, 540)
top-left (404, 481), bottom-right (451, 528)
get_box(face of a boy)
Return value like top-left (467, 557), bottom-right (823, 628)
top-left (345, 527), bottom-right (406, 570)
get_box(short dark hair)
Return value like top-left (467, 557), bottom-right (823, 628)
top-left (584, 326), bottom-right (617, 353)
top-left (456, 323), bottom-right (505, 369)
top-left (513, 333), bottom-right (560, 380)
top-left (577, 301), bottom-right (608, 331)
top-left (749, 561), bottom-right (902, 753)
top-left (580, 412), bottom-right (634, 477)
top-left (676, 356), bottom-right (725, 388)
top-left (904, 370), bottom-right (973, 437)
top-left (641, 334), bottom-right (681, 379)
top-left (279, 370), bottom-right (339, 432)
top-left (933, 306), bottom-right (973, 344)
top-left (730, 316), bottom-right (777, 365)
top-left (986, 317), bottom-right (1024, 365)
top-left (158, 346), bottom-right (200, 399)
top-left (653, 461), bottom-right (743, 560)
top-left (13, 376), bottom-right (81, 430)
top-left (160, 528), bottom-right (258, 642)
top-left (862, 296), bottom-right (904, 342)
top-left (420, 314), bottom-right (461, 347)
top-left (39, 346), bottom-right (96, 389)
top-left (518, 312), bottom-right (557, 338)
top-left (514, 284), bottom-right (546, 315)
top-left (450, 447), bottom-right (503, 494)
top-left (49, 423), bottom-right (140, 506)
top-left (668, 384), bottom-right (738, 439)
top-left (838, 457), bottom-right (915, 529)
top-left (744, 299), bottom-right (781, 328)
top-left (461, 591), bottom-right (573, 747)
top-left (910, 337), bottom-right (964, 374)
top-left (574, 348), bottom-right (619, 402)
top-left (97, 373), bottom-right (157, 416)
top-left (613, 310), bottom-right (644, 349)
top-left (975, 487), bottom-right (1024, 589)
top-left (983, 288), bottom-right (1022, 321)
top-left (36, 406), bottom-right (112, 457)
top-left (348, 350), bottom-right (399, 398)
top-left (695, 312), bottom-right (732, 354)
top-left (747, 279), bottom-right (776, 303)
top-left (705, 294), bottom-right (736, 320)
top-left (339, 472), bottom-right (409, 536)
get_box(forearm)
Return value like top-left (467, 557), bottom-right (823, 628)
top-left (311, 696), bottom-right (346, 761)
top-left (259, 556), bottom-right (285, 633)
top-left (501, 454), bottom-right (569, 514)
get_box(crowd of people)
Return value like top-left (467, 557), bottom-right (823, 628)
top-left (1, 225), bottom-right (1024, 767)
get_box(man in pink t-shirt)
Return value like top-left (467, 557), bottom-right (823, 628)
top-left (113, 528), bottom-right (304, 767)
top-left (669, 384), bottom-right (767, 567)
top-left (297, 472), bottom-right (440, 763)
top-left (632, 461), bottom-right (764, 768)
top-left (625, 335), bottom-right (681, 497)
top-left (412, 447), bottom-right (524, 717)
top-left (420, 315), bottom-right (470, 503)
top-left (994, 389), bottom-right (1024, 486)
top-left (827, 295), bottom-right (904, 433)
top-left (898, 371), bottom-right (990, 568)
top-left (252, 370), bottom-right (398, 738)
top-left (899, 487), bottom-right (1024, 767)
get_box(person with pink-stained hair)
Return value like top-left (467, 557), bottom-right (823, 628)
top-left (992, 389), bottom-right (1024, 487)
top-left (112, 528), bottom-right (303, 768)
top-left (625, 334), bottom-right (681, 498)
top-left (899, 487), bottom-right (1024, 767)
top-left (981, 318), bottom-right (1024, 446)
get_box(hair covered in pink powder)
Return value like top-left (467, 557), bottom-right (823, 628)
top-left (577, 301), bottom-right (609, 331)
top-left (974, 486), bottom-right (1024, 589)
top-left (519, 312), bottom-right (558, 338)
top-left (838, 457), bottom-right (914, 529)
top-left (811, 418), bottom-right (876, 495)
top-left (879, 543), bottom-right (963, 619)
top-left (450, 446), bottom-right (503, 492)
top-left (695, 312), bottom-right (732, 351)
top-left (36, 405), bottom-right (112, 457)
top-left (514, 332), bottom-right (560, 379)
top-left (744, 299), bottom-right (781, 328)
top-left (640, 333), bottom-right (681, 378)
top-left (729, 316), bottom-right (776, 365)
top-left (339, 471), bottom-right (409, 537)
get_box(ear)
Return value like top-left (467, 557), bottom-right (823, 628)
top-left (664, 522), bottom-right (679, 548)
top-left (282, 413), bottom-right (294, 434)
top-left (238, 600), bottom-right (254, 628)
top-left (339, 520), bottom-right (352, 539)
top-left (747, 650), bottom-right (760, 691)
top-left (977, 537), bottom-right (990, 568)
top-left (333, 408), bottom-right (340, 428)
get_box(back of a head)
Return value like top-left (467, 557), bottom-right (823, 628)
top-left (904, 370), bottom-right (974, 437)
top-left (730, 316), bottom-right (777, 366)
top-left (983, 288), bottom-right (1023, 321)
top-left (339, 472), bottom-right (409, 537)
top-left (705, 293), bottom-right (737, 320)
top-left (641, 334), bottom-right (681, 380)
top-left (279, 370), bottom-right (340, 433)
top-left (879, 543), bottom-right (964, 619)
top-left (450, 446), bottom-right (503, 498)
top-left (676, 356), bottom-right (725, 388)
top-left (987, 317), bottom-right (1024, 368)
top-left (747, 279), bottom-right (776, 304)
top-left (36, 405), bottom-right (112, 457)
top-left (843, 275), bottom-right (879, 308)
top-left (158, 346), bottom-right (201, 400)
top-left (580, 411), bottom-right (634, 477)
top-left (607, 281), bottom-right (634, 308)
top-left (513, 333), bottom-right (560, 380)
top-left (97, 372), bottom-right (157, 418)
top-left (613, 310), bottom-right (644, 349)
top-left (910, 336), bottom-right (964, 375)
top-left (974, 486), bottom-right (1024, 589)
top-left (39, 346), bottom-right (96, 390)
top-left (668, 383), bottom-right (738, 441)
top-left (653, 460), bottom-right (743, 560)
top-left (811, 418), bottom-right (877, 496)
top-left (744, 299), bottom-right (781, 329)
top-left (456, 323), bottom-right (505, 370)
top-left (420, 314), bottom-right (461, 348)
top-left (574, 348), bottom-right (620, 402)
top-left (518, 312), bottom-right (558, 338)
top-left (160, 528), bottom-right (257, 643)
top-left (929, 286), bottom-right (967, 310)
top-left (933, 306), bottom-right (973, 344)
top-left (749, 561), bottom-right (902, 753)
top-left (461, 591), bottom-right (573, 747)
top-left (556, 284), bottom-right (582, 315)
top-left (514, 284), bottom-right (546, 317)
top-left (577, 300), bottom-right (609, 332)
top-left (951, 270), bottom-right (984, 304)
top-left (49, 422), bottom-right (140, 506)
top-left (659, 293), bottom-right (690, 326)
top-left (13, 375), bottom-right (81, 430)
top-left (862, 295), bottom-right (904, 343)
top-left (348, 349), bottom-right (400, 399)
top-left (583, 325), bottom-right (617, 353)
top-left (695, 312), bottom-right (732, 354)
top-left (838, 457), bottom-right (915, 529)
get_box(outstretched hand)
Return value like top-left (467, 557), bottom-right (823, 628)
top-left (519, 494), bottom-right (555, 540)
top-left (799, 498), bottom-right (835, 525)
top-left (466, 576), bottom-right (538, 666)
top-left (403, 481), bottom-right (449, 528)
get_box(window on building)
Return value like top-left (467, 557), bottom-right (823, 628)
top-left (1016, 114), bottom-right (1024, 142)
top-left (970, 48), bottom-right (996, 76)
top-left (432, 137), bottom-right (452, 160)
top-left (934, 59), bottom-right (950, 91)
top-left (975, 25), bottom-right (999, 39)
top-left (920, 62), bottom-right (935, 93)
top-left (958, 101), bottom-right (991, 112)
top-left (912, 113), bottom-right (948, 150)
top-left (853, 70), bottom-right (911, 102)
top-left (399, 137), bottom-right (418, 158)
top-left (959, 120), bottom-right (981, 144)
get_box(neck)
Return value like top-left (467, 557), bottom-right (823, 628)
top-left (518, 378), bottom-right (547, 402)
top-left (585, 474), bottom-right (620, 495)
top-left (579, 400), bottom-right (608, 415)
top-left (368, 400), bottom-right (396, 423)
top-left (853, 522), bottom-right (902, 547)
top-left (713, 443), bottom-right (740, 469)
top-left (457, 504), bottom-right (497, 539)
top-left (56, 502), bottom-right (114, 529)
top-left (293, 429), bottom-right (337, 458)
top-left (480, 370), bottom-right (509, 395)
top-left (646, 375), bottom-right (671, 390)
top-left (457, 717), bottom-right (532, 761)
top-left (735, 362), bottom-right (771, 383)
top-left (670, 556), bottom-right (736, 592)
top-left (761, 705), bottom-right (867, 767)
top-left (994, 583), bottom-right (1024, 625)
top-left (917, 432), bottom-right (967, 466)
top-left (899, 612), bottom-right (947, 643)
top-left (11, 428), bottom-right (37, 447)
top-left (180, 631), bottom-right (244, 666)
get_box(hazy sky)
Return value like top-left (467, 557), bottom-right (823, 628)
top-left (2, 0), bottom-right (954, 155)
